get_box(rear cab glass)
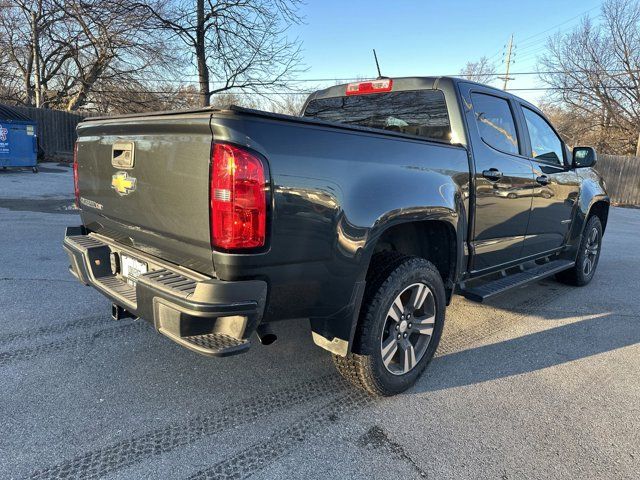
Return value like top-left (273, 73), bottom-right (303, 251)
top-left (302, 90), bottom-right (452, 143)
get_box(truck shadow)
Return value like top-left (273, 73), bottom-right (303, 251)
top-left (414, 313), bottom-right (639, 393)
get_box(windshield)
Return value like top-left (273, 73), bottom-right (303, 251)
top-left (303, 90), bottom-right (452, 142)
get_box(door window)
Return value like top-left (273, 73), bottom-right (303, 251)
top-left (522, 107), bottom-right (564, 165)
top-left (470, 93), bottom-right (519, 155)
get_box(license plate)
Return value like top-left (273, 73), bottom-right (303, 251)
top-left (120, 254), bottom-right (148, 286)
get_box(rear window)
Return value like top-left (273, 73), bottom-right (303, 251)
top-left (303, 90), bottom-right (452, 142)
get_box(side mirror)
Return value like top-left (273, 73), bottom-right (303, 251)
top-left (572, 146), bottom-right (597, 168)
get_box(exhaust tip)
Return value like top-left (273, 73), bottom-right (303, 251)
top-left (256, 324), bottom-right (277, 345)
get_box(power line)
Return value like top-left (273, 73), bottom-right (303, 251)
top-left (517, 5), bottom-right (600, 46)
top-left (96, 68), bottom-right (640, 86)
top-left (82, 84), bottom-right (640, 96)
top-left (481, 6), bottom-right (599, 66)
top-left (515, 46), bottom-right (549, 63)
top-left (507, 86), bottom-right (640, 92)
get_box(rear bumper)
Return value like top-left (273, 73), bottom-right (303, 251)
top-left (63, 226), bottom-right (267, 357)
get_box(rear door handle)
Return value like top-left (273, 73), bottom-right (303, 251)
top-left (482, 168), bottom-right (503, 181)
top-left (536, 175), bottom-right (549, 186)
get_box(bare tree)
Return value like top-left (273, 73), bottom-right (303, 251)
top-left (139, 0), bottom-right (305, 107)
top-left (540, 101), bottom-right (631, 154)
top-left (540, 0), bottom-right (640, 155)
top-left (266, 93), bottom-right (306, 115)
top-left (209, 92), bottom-right (261, 110)
top-left (459, 56), bottom-right (497, 84)
top-left (0, 0), bottom-right (175, 111)
top-left (86, 82), bottom-right (200, 114)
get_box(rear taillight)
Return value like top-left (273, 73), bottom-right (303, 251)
top-left (210, 143), bottom-right (267, 250)
top-left (345, 78), bottom-right (393, 96)
top-left (73, 142), bottom-right (80, 207)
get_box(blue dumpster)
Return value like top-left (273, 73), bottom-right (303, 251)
top-left (0, 105), bottom-right (38, 173)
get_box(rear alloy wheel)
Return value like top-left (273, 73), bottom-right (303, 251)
top-left (556, 215), bottom-right (603, 286)
top-left (333, 254), bottom-right (445, 396)
top-left (380, 283), bottom-right (436, 375)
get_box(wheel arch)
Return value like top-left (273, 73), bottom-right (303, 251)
top-left (360, 216), bottom-right (462, 301)
top-left (587, 199), bottom-right (610, 233)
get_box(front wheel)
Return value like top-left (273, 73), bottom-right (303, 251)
top-left (333, 254), bottom-right (445, 396)
top-left (556, 215), bottom-right (603, 286)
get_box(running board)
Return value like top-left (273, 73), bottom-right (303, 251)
top-left (460, 259), bottom-right (575, 303)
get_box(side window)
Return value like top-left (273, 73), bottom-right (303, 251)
top-left (522, 107), bottom-right (564, 165)
top-left (470, 93), bottom-right (519, 155)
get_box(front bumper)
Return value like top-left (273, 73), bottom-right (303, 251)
top-left (63, 226), bottom-right (267, 357)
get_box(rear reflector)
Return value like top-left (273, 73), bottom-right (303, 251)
top-left (210, 143), bottom-right (267, 250)
top-left (73, 142), bottom-right (80, 207)
top-left (345, 78), bottom-right (393, 96)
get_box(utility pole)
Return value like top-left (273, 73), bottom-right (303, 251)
top-left (498, 34), bottom-right (515, 91)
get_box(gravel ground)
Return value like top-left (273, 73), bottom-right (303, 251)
top-left (0, 166), bottom-right (638, 480)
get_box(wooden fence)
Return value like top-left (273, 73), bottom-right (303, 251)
top-left (11, 105), bottom-right (86, 160)
top-left (596, 154), bottom-right (640, 206)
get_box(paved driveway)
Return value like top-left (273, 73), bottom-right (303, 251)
top-left (1, 166), bottom-right (638, 479)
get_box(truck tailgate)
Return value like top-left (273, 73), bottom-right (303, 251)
top-left (76, 113), bottom-right (215, 275)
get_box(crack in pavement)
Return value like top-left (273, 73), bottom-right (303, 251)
top-left (358, 425), bottom-right (428, 478)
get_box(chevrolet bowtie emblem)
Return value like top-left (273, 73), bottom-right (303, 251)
top-left (111, 171), bottom-right (137, 196)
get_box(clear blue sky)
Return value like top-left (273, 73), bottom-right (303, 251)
top-left (289, 0), bottom-right (604, 104)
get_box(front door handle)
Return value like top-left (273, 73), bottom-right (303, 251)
top-left (536, 175), bottom-right (549, 186)
top-left (482, 168), bottom-right (503, 181)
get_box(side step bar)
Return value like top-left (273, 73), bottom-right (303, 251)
top-left (460, 259), bottom-right (575, 303)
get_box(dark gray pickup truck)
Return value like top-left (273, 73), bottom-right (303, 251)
top-left (64, 76), bottom-right (609, 395)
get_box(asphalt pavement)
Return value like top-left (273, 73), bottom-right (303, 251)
top-left (0, 165), bottom-right (638, 479)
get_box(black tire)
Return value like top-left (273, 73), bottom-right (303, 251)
top-left (32, 166), bottom-right (38, 173)
top-left (333, 253), bottom-right (446, 396)
top-left (556, 215), bottom-right (603, 286)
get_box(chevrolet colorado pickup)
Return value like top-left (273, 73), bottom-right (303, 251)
top-left (64, 76), bottom-right (609, 395)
